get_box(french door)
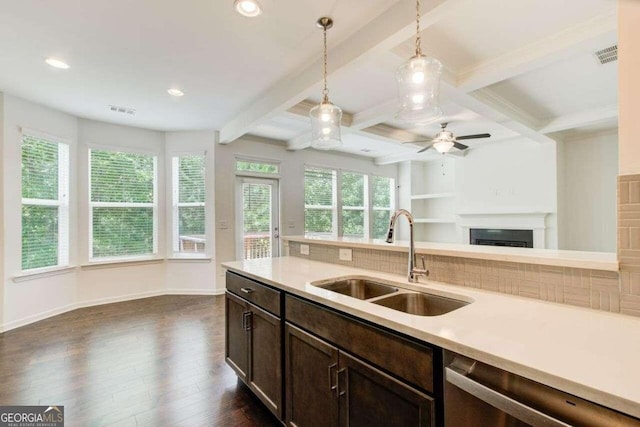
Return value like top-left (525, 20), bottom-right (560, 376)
top-left (236, 177), bottom-right (280, 260)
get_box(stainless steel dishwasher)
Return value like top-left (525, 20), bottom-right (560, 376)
top-left (444, 350), bottom-right (640, 426)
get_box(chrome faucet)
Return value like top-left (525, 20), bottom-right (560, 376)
top-left (386, 209), bottom-right (429, 283)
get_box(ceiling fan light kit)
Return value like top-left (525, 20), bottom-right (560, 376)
top-left (409, 123), bottom-right (491, 154)
top-left (310, 17), bottom-right (343, 150)
top-left (395, 0), bottom-right (443, 124)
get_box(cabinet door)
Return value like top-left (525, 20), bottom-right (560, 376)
top-left (339, 351), bottom-right (434, 427)
top-left (225, 292), bottom-right (249, 382)
top-left (285, 323), bottom-right (339, 427)
top-left (248, 302), bottom-right (282, 419)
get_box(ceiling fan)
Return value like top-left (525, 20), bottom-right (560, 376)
top-left (404, 123), bottom-right (491, 154)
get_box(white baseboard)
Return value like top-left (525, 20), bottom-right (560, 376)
top-left (165, 288), bottom-right (224, 296)
top-left (1, 303), bottom-right (79, 333)
top-left (0, 288), bottom-right (226, 333)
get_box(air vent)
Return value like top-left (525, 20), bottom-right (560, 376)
top-left (594, 45), bottom-right (617, 65)
top-left (109, 105), bottom-right (136, 115)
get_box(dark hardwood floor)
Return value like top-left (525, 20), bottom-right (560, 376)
top-left (0, 295), bottom-right (282, 427)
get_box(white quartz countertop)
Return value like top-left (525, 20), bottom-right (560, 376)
top-left (223, 256), bottom-right (640, 419)
top-left (282, 235), bottom-right (619, 272)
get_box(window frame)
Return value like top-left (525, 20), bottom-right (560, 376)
top-left (370, 175), bottom-right (396, 240)
top-left (304, 165), bottom-right (338, 238)
top-left (235, 156), bottom-right (281, 179)
top-left (304, 164), bottom-right (396, 239)
top-left (88, 146), bottom-right (159, 262)
top-left (171, 153), bottom-right (206, 257)
top-left (340, 170), bottom-right (369, 239)
top-left (20, 130), bottom-right (70, 272)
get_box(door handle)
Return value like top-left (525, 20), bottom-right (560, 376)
top-left (240, 287), bottom-right (255, 294)
top-left (245, 312), bottom-right (253, 331)
top-left (337, 368), bottom-right (346, 397)
top-left (242, 311), bottom-right (252, 331)
top-left (445, 367), bottom-right (571, 427)
top-left (328, 363), bottom-right (338, 396)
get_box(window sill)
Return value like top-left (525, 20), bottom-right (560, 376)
top-left (167, 255), bottom-right (212, 263)
top-left (81, 257), bottom-right (164, 270)
top-left (13, 266), bottom-right (76, 283)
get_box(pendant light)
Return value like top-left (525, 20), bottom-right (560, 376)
top-left (310, 17), bottom-right (343, 150)
top-left (395, 0), bottom-right (443, 124)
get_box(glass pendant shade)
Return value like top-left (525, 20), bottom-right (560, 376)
top-left (310, 101), bottom-right (342, 150)
top-left (433, 139), bottom-right (454, 153)
top-left (395, 55), bottom-right (443, 124)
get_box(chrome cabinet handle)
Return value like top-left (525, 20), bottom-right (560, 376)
top-left (240, 287), bottom-right (255, 294)
top-left (328, 363), bottom-right (338, 395)
top-left (445, 367), bottom-right (571, 427)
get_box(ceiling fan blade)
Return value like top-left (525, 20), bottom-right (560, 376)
top-left (455, 133), bottom-right (491, 141)
top-left (452, 141), bottom-right (468, 150)
top-left (402, 139), bottom-right (433, 145)
top-left (417, 143), bottom-right (434, 153)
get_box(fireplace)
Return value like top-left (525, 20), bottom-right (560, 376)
top-left (458, 211), bottom-right (550, 248)
top-left (470, 228), bottom-right (534, 248)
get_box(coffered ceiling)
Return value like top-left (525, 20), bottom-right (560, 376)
top-left (0, 0), bottom-right (618, 163)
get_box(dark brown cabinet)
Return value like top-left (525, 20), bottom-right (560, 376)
top-left (225, 291), bottom-right (250, 382)
top-left (226, 272), bottom-right (437, 426)
top-left (225, 273), bottom-right (283, 420)
top-left (285, 309), bottom-right (435, 427)
top-left (286, 323), bottom-right (339, 427)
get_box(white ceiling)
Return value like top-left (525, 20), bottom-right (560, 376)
top-left (0, 0), bottom-right (619, 163)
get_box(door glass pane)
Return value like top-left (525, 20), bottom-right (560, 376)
top-left (242, 182), bottom-right (272, 260)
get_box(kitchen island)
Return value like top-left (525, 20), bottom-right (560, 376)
top-left (223, 256), bottom-right (640, 425)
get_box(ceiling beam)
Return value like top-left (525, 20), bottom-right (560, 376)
top-left (218, 0), bottom-right (471, 143)
top-left (538, 104), bottom-right (618, 134)
top-left (456, 11), bottom-right (617, 92)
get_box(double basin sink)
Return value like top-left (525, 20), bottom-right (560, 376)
top-left (313, 277), bottom-right (470, 316)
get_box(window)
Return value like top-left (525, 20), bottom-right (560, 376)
top-left (89, 149), bottom-right (157, 260)
top-left (341, 172), bottom-right (368, 238)
top-left (371, 176), bottom-right (395, 239)
top-left (304, 166), bottom-right (395, 239)
top-left (21, 134), bottom-right (69, 270)
top-left (236, 160), bottom-right (279, 174)
top-left (304, 167), bottom-right (337, 237)
top-left (172, 155), bottom-right (206, 255)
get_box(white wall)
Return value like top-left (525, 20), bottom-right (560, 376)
top-left (456, 138), bottom-right (558, 248)
top-left (215, 136), bottom-right (398, 285)
top-left (2, 94), bottom-right (79, 328)
top-left (0, 95), bottom-right (219, 332)
top-left (76, 118), bottom-right (167, 303)
top-left (558, 131), bottom-right (618, 252)
top-left (164, 131), bottom-right (217, 293)
top-left (0, 94), bottom-right (6, 326)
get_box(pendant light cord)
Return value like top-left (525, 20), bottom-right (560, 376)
top-left (322, 24), bottom-right (329, 103)
top-left (415, 0), bottom-right (422, 57)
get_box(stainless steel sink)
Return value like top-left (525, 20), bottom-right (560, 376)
top-left (372, 292), bottom-right (469, 316)
top-left (314, 278), bottom-right (398, 300)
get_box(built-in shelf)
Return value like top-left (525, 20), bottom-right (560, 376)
top-left (414, 218), bottom-right (457, 224)
top-left (411, 192), bottom-right (456, 200)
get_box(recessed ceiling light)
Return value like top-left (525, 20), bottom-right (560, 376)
top-left (167, 88), bottom-right (184, 97)
top-left (45, 58), bottom-right (70, 69)
top-left (234, 0), bottom-right (262, 17)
